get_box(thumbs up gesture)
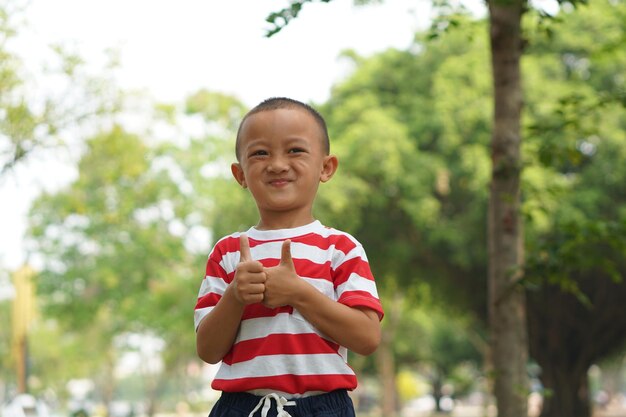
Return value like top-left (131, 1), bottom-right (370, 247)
top-left (232, 234), bottom-right (266, 305)
top-left (263, 239), bottom-right (303, 309)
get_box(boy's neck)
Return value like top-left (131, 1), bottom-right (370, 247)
top-left (255, 213), bottom-right (316, 231)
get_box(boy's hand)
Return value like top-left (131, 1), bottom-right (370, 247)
top-left (263, 240), bottom-right (305, 309)
top-left (231, 234), bottom-right (266, 305)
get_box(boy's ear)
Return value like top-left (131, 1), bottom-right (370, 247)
top-left (231, 163), bottom-right (247, 188)
top-left (320, 155), bottom-right (338, 183)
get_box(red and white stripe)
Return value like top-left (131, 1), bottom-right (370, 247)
top-left (194, 220), bottom-right (383, 396)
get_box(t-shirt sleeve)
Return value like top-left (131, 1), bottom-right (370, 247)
top-left (194, 244), bottom-right (230, 331)
top-left (333, 239), bottom-right (384, 320)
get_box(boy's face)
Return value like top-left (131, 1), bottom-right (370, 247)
top-left (231, 108), bottom-right (337, 226)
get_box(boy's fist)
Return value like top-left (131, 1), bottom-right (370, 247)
top-left (232, 234), bottom-right (266, 305)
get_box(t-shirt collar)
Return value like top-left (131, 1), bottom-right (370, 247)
top-left (246, 220), bottom-right (322, 240)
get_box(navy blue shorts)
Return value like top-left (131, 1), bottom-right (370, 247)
top-left (208, 390), bottom-right (356, 417)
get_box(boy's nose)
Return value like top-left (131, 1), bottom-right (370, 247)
top-left (267, 156), bottom-right (289, 172)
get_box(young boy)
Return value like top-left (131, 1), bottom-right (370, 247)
top-left (194, 97), bottom-right (384, 417)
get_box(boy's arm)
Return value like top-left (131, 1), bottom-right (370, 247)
top-left (263, 240), bottom-right (381, 356)
top-left (196, 285), bottom-right (245, 364)
top-left (196, 234), bottom-right (266, 364)
top-left (292, 287), bottom-right (381, 356)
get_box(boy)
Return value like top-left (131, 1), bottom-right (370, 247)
top-left (194, 97), bottom-right (384, 417)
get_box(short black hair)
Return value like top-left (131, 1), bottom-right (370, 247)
top-left (235, 97), bottom-right (330, 161)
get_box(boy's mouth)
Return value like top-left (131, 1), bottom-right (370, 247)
top-left (268, 178), bottom-right (292, 186)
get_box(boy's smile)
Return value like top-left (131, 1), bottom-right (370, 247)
top-left (231, 108), bottom-right (337, 230)
top-left (268, 178), bottom-right (291, 187)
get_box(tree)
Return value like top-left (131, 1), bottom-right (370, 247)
top-left (484, 0), bottom-right (529, 414)
top-left (262, 0), bottom-right (626, 414)
top-left (521, 2), bottom-right (626, 414)
top-left (27, 126), bottom-right (200, 415)
top-left (267, 2), bottom-right (626, 417)
top-left (524, 98), bottom-right (626, 416)
top-left (0, 0), bottom-right (120, 177)
top-left (400, 307), bottom-right (484, 412)
top-left (526, 221), bottom-right (626, 417)
top-left (266, 0), bottom-right (530, 414)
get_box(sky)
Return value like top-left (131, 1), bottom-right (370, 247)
top-left (24, 0), bottom-right (432, 105)
top-left (0, 0), bottom-right (448, 276)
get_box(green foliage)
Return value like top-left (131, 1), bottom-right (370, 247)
top-left (0, 1), bottom-right (121, 177)
top-left (520, 1), bottom-right (626, 406)
top-left (392, 303), bottom-right (483, 400)
top-left (522, 0), bottom-right (626, 302)
top-left (0, 2), bottom-right (37, 175)
top-left (265, 0), bottom-right (334, 37)
top-left (165, 93), bottom-right (258, 238)
top-left (0, 294), bottom-right (13, 386)
top-left (321, 43), bottom-right (493, 379)
top-left (526, 219), bottom-right (626, 305)
top-left (321, 21), bottom-right (491, 322)
top-left (27, 126), bottom-right (199, 394)
top-left (427, 1), bottom-right (476, 41)
top-left (320, 0), bottom-right (626, 396)
top-left (185, 90), bottom-right (247, 132)
top-left (28, 321), bottom-right (104, 398)
top-left (524, 0), bottom-right (626, 173)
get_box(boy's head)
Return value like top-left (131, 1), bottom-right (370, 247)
top-left (231, 97), bottom-right (338, 227)
top-left (235, 97), bottom-right (330, 162)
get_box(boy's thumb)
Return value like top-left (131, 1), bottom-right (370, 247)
top-left (280, 239), bottom-right (294, 268)
top-left (239, 233), bottom-right (252, 262)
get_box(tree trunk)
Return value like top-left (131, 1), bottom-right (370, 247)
top-left (375, 290), bottom-right (403, 416)
top-left (102, 347), bottom-right (117, 417)
top-left (525, 272), bottom-right (626, 417)
top-left (539, 365), bottom-right (591, 417)
top-left (433, 375), bottom-right (444, 413)
top-left (486, 0), bottom-right (529, 416)
top-left (376, 330), bottom-right (397, 416)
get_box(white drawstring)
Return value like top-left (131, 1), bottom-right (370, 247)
top-left (248, 393), bottom-right (296, 417)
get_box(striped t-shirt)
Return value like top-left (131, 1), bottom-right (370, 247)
top-left (194, 220), bottom-right (384, 396)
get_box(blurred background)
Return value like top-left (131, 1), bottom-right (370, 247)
top-left (1, 0), bottom-right (625, 417)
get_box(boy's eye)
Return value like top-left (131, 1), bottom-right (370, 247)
top-left (249, 150), bottom-right (268, 157)
top-left (289, 148), bottom-right (306, 154)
